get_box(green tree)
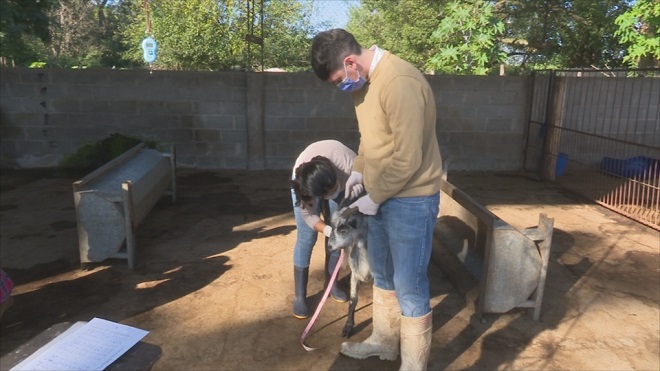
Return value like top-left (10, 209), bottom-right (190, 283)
top-left (345, 0), bottom-right (632, 73)
top-left (96, 0), bottom-right (139, 68)
top-left (261, 0), bottom-right (316, 71)
top-left (120, 0), bottom-right (238, 70)
top-left (48, 0), bottom-right (104, 67)
top-left (0, 0), bottom-right (58, 66)
top-left (120, 0), bottom-right (315, 71)
top-left (427, 1), bottom-right (505, 75)
top-left (346, 0), bottom-right (443, 70)
top-left (1, 0), bottom-right (134, 68)
top-left (615, 0), bottom-right (660, 68)
top-left (497, 0), bottom-right (630, 71)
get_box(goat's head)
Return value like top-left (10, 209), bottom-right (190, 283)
top-left (327, 206), bottom-right (367, 253)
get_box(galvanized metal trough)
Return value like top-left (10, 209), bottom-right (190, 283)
top-left (432, 179), bottom-right (554, 320)
top-left (72, 143), bottom-right (176, 269)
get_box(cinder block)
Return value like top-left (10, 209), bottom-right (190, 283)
top-left (180, 114), bottom-right (207, 129)
top-left (263, 130), bottom-right (291, 144)
top-left (487, 119), bottom-right (514, 132)
top-left (198, 100), bottom-right (226, 115)
top-left (265, 157), bottom-right (292, 170)
top-left (18, 70), bottom-right (50, 84)
top-left (216, 100), bottom-right (247, 115)
top-left (0, 96), bottom-right (24, 112)
top-left (498, 105), bottom-right (524, 121)
top-left (264, 99), bottom-right (290, 116)
top-left (0, 123), bottom-right (22, 138)
top-left (7, 113), bottom-right (44, 126)
top-left (51, 99), bottom-right (81, 113)
top-left (305, 117), bottom-right (356, 131)
top-left (80, 100), bottom-right (110, 113)
top-left (212, 115), bottom-right (241, 130)
top-left (220, 129), bottom-right (247, 144)
top-left (109, 100), bottom-right (138, 114)
top-left (194, 129), bottom-right (221, 142)
top-left (488, 91), bottom-right (522, 105)
top-left (0, 69), bottom-right (22, 84)
top-left (264, 116), bottom-right (306, 131)
top-left (7, 83), bottom-right (36, 98)
top-left (168, 129), bottom-right (194, 142)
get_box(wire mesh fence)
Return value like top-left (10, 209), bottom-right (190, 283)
top-left (305, 0), bottom-right (358, 30)
top-left (244, 0), bottom-right (357, 71)
top-left (525, 69), bottom-right (660, 230)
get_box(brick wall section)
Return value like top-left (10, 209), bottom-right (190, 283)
top-left (0, 68), bottom-right (529, 171)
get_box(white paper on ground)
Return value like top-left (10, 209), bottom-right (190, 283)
top-left (11, 317), bottom-right (149, 371)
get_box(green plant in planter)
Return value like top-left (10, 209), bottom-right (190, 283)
top-left (60, 133), bottom-right (157, 174)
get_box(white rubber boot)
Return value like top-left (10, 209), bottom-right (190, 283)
top-left (340, 286), bottom-right (401, 361)
top-left (399, 310), bottom-right (432, 371)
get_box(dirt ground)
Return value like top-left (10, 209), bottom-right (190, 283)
top-left (0, 169), bottom-right (658, 370)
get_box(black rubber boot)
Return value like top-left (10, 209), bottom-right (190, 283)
top-left (326, 252), bottom-right (348, 303)
top-left (293, 266), bottom-right (310, 319)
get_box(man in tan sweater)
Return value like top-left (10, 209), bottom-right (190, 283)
top-left (311, 29), bottom-right (443, 370)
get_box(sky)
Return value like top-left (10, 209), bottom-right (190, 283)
top-left (308, 0), bottom-right (361, 30)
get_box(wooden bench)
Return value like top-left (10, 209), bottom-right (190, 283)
top-left (72, 143), bottom-right (176, 269)
top-left (432, 179), bottom-right (554, 320)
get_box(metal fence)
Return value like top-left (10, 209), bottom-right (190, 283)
top-left (524, 69), bottom-right (660, 230)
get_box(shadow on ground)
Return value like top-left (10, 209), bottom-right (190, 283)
top-left (1, 170), bottom-right (658, 370)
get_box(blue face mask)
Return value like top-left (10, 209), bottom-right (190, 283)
top-left (337, 63), bottom-right (366, 92)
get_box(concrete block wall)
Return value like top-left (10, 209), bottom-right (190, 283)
top-left (262, 73), bottom-right (359, 169)
top-left (0, 68), bottom-right (530, 171)
top-left (0, 69), bottom-right (249, 169)
top-left (431, 76), bottom-right (529, 171)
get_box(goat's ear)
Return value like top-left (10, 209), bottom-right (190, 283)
top-left (341, 206), bottom-right (360, 219)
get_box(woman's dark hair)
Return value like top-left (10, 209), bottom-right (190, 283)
top-left (291, 156), bottom-right (337, 209)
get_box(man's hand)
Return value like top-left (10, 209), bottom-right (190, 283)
top-left (345, 171), bottom-right (364, 199)
top-left (350, 194), bottom-right (380, 215)
top-left (323, 225), bottom-right (332, 238)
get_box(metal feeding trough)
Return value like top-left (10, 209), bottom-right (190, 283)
top-left (432, 179), bottom-right (554, 320)
top-left (72, 143), bottom-right (176, 269)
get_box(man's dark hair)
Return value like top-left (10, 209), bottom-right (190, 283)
top-left (311, 28), bottom-right (362, 81)
top-left (291, 156), bottom-right (337, 208)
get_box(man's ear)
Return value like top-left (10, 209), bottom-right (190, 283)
top-left (344, 55), bottom-right (357, 68)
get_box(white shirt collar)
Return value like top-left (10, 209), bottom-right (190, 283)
top-left (369, 45), bottom-right (384, 76)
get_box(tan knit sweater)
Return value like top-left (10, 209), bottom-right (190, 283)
top-left (350, 51), bottom-right (443, 204)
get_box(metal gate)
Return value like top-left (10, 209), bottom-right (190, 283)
top-left (524, 69), bottom-right (660, 230)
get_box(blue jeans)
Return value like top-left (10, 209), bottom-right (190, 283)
top-left (368, 193), bottom-right (439, 317)
top-left (292, 189), bottom-right (344, 268)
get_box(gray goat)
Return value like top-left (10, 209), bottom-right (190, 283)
top-left (326, 205), bottom-right (371, 338)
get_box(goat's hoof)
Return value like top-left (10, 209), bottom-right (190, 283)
top-left (342, 324), bottom-right (354, 338)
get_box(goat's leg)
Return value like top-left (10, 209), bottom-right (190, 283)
top-left (342, 274), bottom-right (360, 338)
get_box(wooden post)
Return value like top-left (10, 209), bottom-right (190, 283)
top-left (122, 181), bottom-right (136, 269)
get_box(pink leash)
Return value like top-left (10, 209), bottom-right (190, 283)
top-left (300, 249), bottom-right (345, 351)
